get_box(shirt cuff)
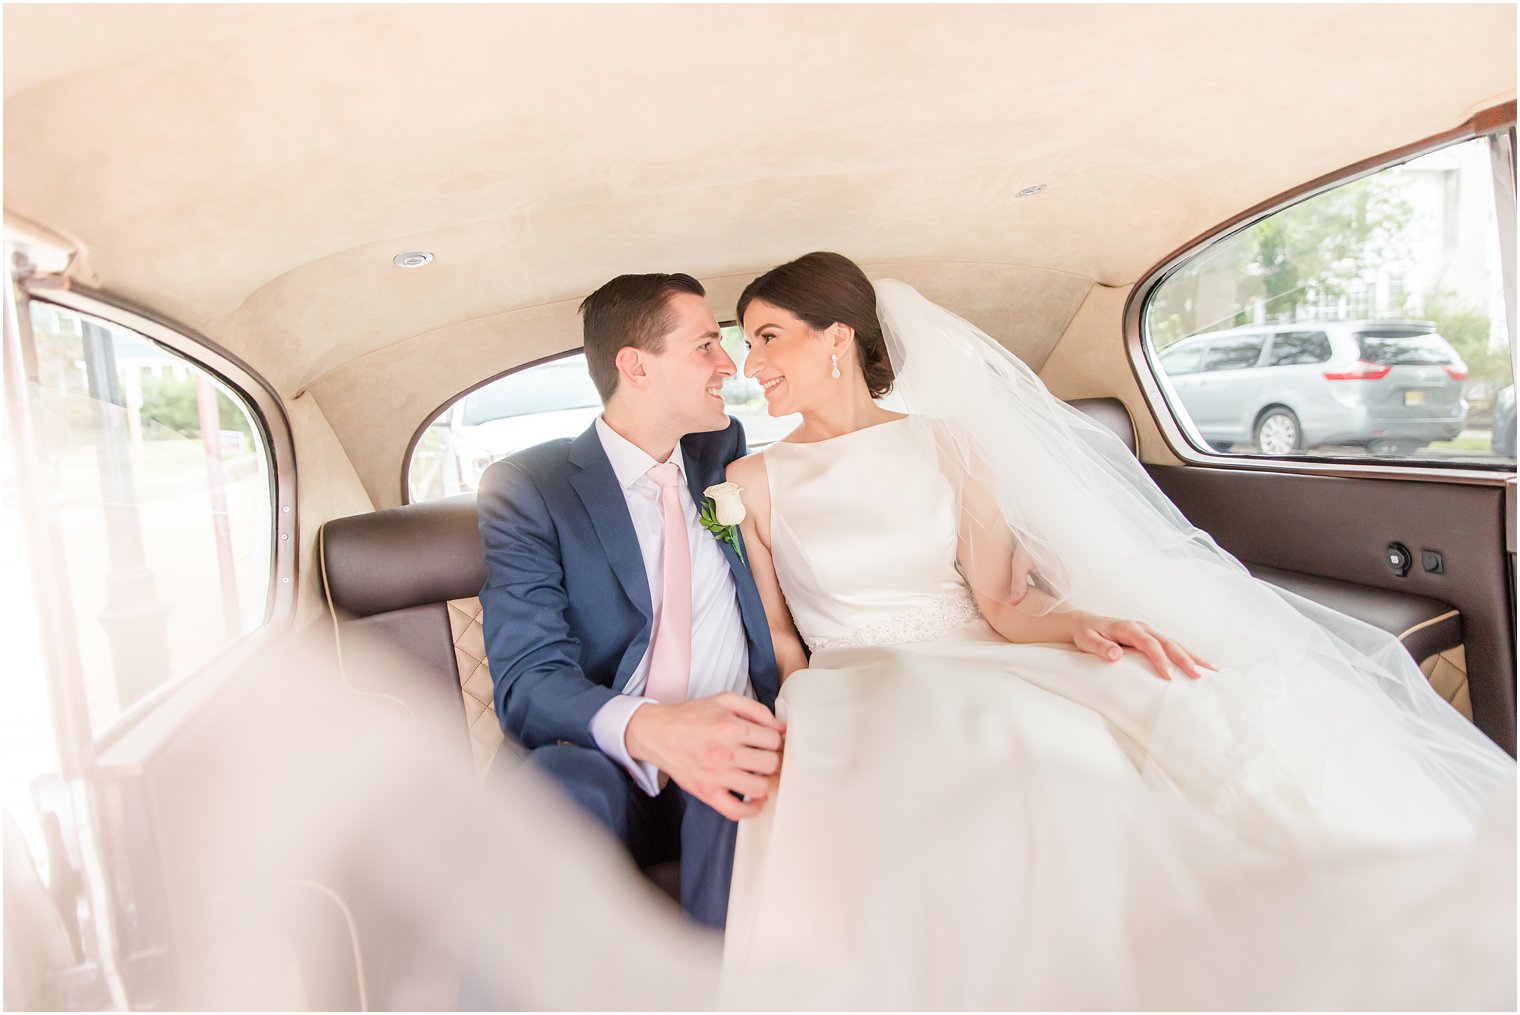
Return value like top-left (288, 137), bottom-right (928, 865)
top-left (590, 695), bottom-right (662, 796)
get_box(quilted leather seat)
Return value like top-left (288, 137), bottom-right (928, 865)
top-left (321, 495), bottom-right (508, 777)
top-left (317, 398), bottom-right (1470, 795)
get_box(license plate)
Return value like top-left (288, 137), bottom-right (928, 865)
top-left (1403, 389), bottom-right (1427, 406)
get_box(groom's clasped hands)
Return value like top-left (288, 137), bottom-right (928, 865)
top-left (625, 692), bottom-right (786, 821)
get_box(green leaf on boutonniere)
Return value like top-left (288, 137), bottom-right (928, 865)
top-left (699, 500), bottom-right (746, 565)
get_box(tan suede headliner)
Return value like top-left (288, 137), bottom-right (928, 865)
top-left (5, 4), bottom-right (1515, 504)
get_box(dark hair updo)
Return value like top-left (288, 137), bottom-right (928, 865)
top-left (736, 251), bottom-right (895, 398)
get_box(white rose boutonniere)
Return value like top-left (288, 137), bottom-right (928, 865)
top-left (701, 482), bottom-right (746, 564)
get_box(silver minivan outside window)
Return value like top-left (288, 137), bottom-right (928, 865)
top-left (1202, 336), bottom-right (1266, 372)
top-left (1143, 131), bottom-right (1515, 464)
top-left (1266, 331), bottom-right (1333, 367)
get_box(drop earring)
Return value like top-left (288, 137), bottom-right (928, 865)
top-left (831, 353), bottom-right (841, 379)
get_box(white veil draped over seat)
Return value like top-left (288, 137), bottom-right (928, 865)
top-left (873, 278), bottom-right (1513, 822)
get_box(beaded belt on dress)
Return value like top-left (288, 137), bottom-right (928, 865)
top-left (805, 587), bottom-right (982, 652)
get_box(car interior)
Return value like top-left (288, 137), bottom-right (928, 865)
top-left (3, 5), bottom-right (1515, 1010)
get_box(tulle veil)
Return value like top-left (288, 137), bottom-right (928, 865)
top-left (872, 278), bottom-right (1513, 823)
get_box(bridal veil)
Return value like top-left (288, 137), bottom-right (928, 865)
top-left (873, 278), bottom-right (1513, 823)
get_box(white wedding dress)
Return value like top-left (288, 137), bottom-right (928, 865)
top-left (721, 415), bottom-right (1515, 1010)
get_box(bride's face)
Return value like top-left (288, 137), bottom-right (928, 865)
top-left (741, 300), bottom-right (841, 417)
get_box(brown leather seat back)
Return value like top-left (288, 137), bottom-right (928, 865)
top-left (320, 495), bottom-right (508, 774)
top-left (1067, 396), bottom-right (1137, 453)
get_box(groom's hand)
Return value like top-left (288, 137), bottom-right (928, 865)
top-left (624, 693), bottom-right (785, 821)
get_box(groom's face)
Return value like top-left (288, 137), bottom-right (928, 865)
top-left (639, 292), bottom-right (736, 433)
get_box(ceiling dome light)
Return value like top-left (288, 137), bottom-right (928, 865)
top-left (1015, 184), bottom-right (1047, 198)
top-left (393, 251), bottom-right (434, 268)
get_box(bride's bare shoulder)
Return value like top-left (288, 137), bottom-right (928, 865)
top-left (724, 451), bottom-right (773, 543)
top-left (725, 450), bottom-right (769, 490)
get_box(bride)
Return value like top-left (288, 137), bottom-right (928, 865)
top-left (717, 252), bottom-right (1516, 1009)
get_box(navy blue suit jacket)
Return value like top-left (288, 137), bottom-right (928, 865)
top-left (476, 418), bottom-right (780, 750)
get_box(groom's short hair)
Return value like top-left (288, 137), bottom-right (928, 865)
top-left (579, 273), bottom-right (707, 402)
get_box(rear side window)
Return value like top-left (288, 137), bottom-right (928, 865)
top-left (1268, 331), bottom-right (1333, 366)
top-left (1203, 337), bottom-right (1264, 372)
top-left (459, 358), bottom-right (601, 424)
top-left (1142, 130), bottom-right (1514, 464)
top-left (407, 327), bottom-right (801, 502)
top-left (1355, 331), bottom-right (1455, 366)
top-left (24, 301), bottom-right (275, 733)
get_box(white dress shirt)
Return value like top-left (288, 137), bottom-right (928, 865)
top-left (588, 416), bottom-right (753, 795)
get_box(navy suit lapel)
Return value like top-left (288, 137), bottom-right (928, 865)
top-left (723, 528), bottom-right (779, 707)
top-left (680, 432), bottom-right (726, 568)
top-left (567, 425), bottom-right (652, 624)
top-left (683, 431), bottom-right (780, 707)
top-left (682, 437), bottom-right (713, 507)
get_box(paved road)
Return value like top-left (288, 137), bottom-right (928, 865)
top-left (1223, 427), bottom-right (1512, 463)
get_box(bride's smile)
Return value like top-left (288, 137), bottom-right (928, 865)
top-left (738, 266), bottom-right (906, 445)
top-left (740, 300), bottom-right (837, 419)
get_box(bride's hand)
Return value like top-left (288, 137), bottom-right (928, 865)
top-left (1068, 612), bottom-right (1217, 681)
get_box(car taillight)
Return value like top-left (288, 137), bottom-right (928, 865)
top-left (1323, 361), bottom-right (1391, 381)
top-left (1444, 365), bottom-right (1467, 381)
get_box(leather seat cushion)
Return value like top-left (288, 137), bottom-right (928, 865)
top-left (1248, 563), bottom-right (1462, 662)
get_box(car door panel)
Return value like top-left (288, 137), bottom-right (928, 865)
top-left (85, 627), bottom-right (416, 1011)
top-left (1148, 464), bottom-right (1516, 755)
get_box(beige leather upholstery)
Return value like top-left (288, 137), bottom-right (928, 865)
top-left (1422, 645), bottom-right (1474, 722)
top-left (447, 596), bottom-right (508, 777)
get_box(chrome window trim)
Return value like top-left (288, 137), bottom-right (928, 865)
top-left (1125, 101), bottom-right (1518, 488)
top-left (20, 280), bottom-right (298, 753)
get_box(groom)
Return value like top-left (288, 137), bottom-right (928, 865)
top-left (476, 272), bottom-right (782, 930)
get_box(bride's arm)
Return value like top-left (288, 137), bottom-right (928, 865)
top-left (725, 455), bottom-right (810, 684)
top-left (953, 452), bottom-right (1212, 681)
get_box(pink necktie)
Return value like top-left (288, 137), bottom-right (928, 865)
top-left (644, 462), bottom-right (691, 703)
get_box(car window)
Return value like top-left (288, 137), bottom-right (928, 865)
top-left (24, 301), bottom-right (275, 735)
top-left (459, 360), bottom-right (601, 424)
top-left (1203, 337), bottom-right (1264, 371)
top-left (407, 326), bottom-right (801, 502)
top-left (1268, 331), bottom-right (1333, 366)
top-left (1355, 330), bottom-right (1455, 366)
top-left (1143, 130), bottom-right (1514, 464)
